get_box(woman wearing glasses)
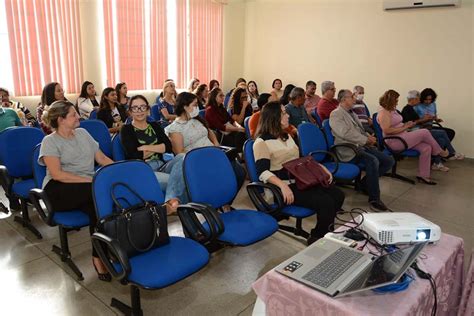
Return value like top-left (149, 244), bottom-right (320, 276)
top-left (120, 95), bottom-right (180, 213)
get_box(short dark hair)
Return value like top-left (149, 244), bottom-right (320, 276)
top-left (174, 92), bottom-right (197, 116)
top-left (129, 95), bottom-right (149, 107)
top-left (272, 78), bottom-right (282, 89)
top-left (257, 93), bottom-right (271, 110)
top-left (0, 87), bottom-right (9, 95)
top-left (306, 81), bottom-right (316, 88)
top-left (420, 88), bottom-right (437, 103)
top-left (337, 89), bottom-right (351, 103)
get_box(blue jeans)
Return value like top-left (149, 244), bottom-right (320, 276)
top-left (430, 129), bottom-right (455, 164)
top-left (147, 156), bottom-right (187, 203)
top-left (355, 147), bottom-right (395, 202)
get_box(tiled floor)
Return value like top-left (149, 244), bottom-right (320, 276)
top-left (0, 158), bottom-right (472, 315)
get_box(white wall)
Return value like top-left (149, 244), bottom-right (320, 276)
top-left (222, 0), bottom-right (473, 156)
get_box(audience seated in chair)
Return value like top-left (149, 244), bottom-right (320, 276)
top-left (270, 78), bottom-right (283, 101)
top-left (155, 80), bottom-right (178, 123)
top-left (76, 81), bottom-right (100, 120)
top-left (0, 87), bottom-right (37, 126)
top-left (115, 82), bottom-right (130, 110)
top-left (304, 80), bottom-right (321, 123)
top-left (205, 88), bottom-right (246, 152)
top-left (285, 87), bottom-right (311, 127)
top-left (166, 93), bottom-right (246, 198)
top-left (209, 79), bottom-right (220, 90)
top-left (253, 101), bottom-right (345, 245)
top-left (38, 100), bottom-right (114, 281)
top-left (402, 90), bottom-right (463, 172)
top-left (352, 85), bottom-right (374, 134)
top-left (188, 78), bottom-right (200, 92)
top-left (37, 82), bottom-right (67, 134)
top-left (193, 83), bottom-right (209, 110)
top-left (224, 78), bottom-right (247, 108)
top-left (279, 84), bottom-right (295, 106)
top-left (317, 80), bottom-right (338, 122)
top-left (120, 95), bottom-right (181, 213)
top-left (97, 87), bottom-right (127, 135)
top-left (377, 90), bottom-right (449, 185)
top-left (247, 80), bottom-right (260, 111)
top-left (329, 89), bottom-right (394, 211)
top-left (0, 104), bottom-right (23, 132)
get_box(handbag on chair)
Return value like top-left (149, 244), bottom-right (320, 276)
top-left (97, 182), bottom-right (169, 257)
top-left (282, 157), bottom-right (331, 190)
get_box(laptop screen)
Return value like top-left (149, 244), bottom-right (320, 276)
top-left (343, 242), bottom-right (426, 293)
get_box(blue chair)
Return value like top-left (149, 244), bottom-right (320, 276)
top-left (244, 140), bottom-right (316, 239)
top-left (298, 122), bottom-right (360, 185)
top-left (29, 144), bottom-right (89, 280)
top-left (89, 109), bottom-right (97, 120)
top-left (311, 109), bottom-right (322, 126)
top-left (111, 134), bottom-right (126, 161)
top-left (91, 161), bottom-right (209, 315)
top-left (181, 147), bottom-right (278, 249)
top-left (79, 120), bottom-right (113, 159)
top-left (0, 127), bottom-right (44, 238)
top-left (372, 113), bottom-right (418, 184)
top-left (199, 109), bottom-right (206, 119)
top-left (150, 104), bottom-right (161, 121)
top-left (244, 116), bottom-right (251, 139)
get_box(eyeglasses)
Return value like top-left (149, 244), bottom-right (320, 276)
top-left (130, 104), bottom-right (149, 113)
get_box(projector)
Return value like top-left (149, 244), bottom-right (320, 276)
top-left (360, 212), bottom-right (441, 245)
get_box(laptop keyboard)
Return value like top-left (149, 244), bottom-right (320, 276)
top-left (302, 248), bottom-right (364, 288)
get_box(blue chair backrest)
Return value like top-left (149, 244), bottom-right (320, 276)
top-left (92, 160), bottom-right (164, 219)
top-left (112, 134), bottom-right (126, 161)
top-left (32, 144), bottom-right (46, 188)
top-left (243, 139), bottom-right (259, 183)
top-left (244, 116), bottom-right (251, 139)
top-left (0, 127), bottom-right (44, 178)
top-left (89, 109), bottom-right (97, 120)
top-left (298, 122), bottom-right (327, 162)
top-left (322, 119), bottom-right (335, 147)
top-left (151, 104), bottom-right (161, 121)
top-left (372, 113), bottom-right (384, 148)
top-left (311, 109), bottom-right (322, 126)
top-left (79, 120), bottom-right (113, 158)
top-left (184, 147), bottom-right (237, 208)
top-left (199, 109), bottom-right (206, 119)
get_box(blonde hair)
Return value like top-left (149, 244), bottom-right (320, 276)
top-left (41, 100), bottom-right (75, 129)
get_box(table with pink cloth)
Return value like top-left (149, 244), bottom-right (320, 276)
top-left (253, 233), bottom-right (465, 316)
top-left (459, 249), bottom-right (473, 316)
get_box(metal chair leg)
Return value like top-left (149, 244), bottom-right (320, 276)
top-left (111, 285), bottom-right (143, 316)
top-left (51, 226), bottom-right (83, 281)
top-left (390, 161), bottom-right (415, 185)
top-left (13, 199), bottom-right (42, 239)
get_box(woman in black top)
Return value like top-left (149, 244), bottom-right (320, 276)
top-left (115, 82), bottom-right (130, 110)
top-left (97, 87), bottom-right (127, 134)
top-left (120, 95), bottom-right (181, 213)
top-left (229, 87), bottom-right (253, 125)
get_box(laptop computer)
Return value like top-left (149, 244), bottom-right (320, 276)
top-left (275, 237), bottom-right (426, 297)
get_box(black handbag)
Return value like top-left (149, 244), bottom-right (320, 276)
top-left (97, 182), bottom-right (169, 257)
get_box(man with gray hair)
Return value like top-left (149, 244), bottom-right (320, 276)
top-left (329, 89), bottom-right (394, 212)
top-left (317, 81), bottom-right (338, 121)
top-left (352, 85), bottom-right (374, 134)
top-left (285, 87), bottom-right (310, 127)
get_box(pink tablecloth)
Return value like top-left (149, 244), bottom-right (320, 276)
top-left (253, 233), bottom-right (464, 316)
top-left (458, 250), bottom-right (473, 316)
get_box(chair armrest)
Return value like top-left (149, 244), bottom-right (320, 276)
top-left (329, 143), bottom-right (359, 162)
top-left (29, 188), bottom-right (54, 226)
top-left (177, 202), bottom-right (224, 244)
top-left (308, 150), bottom-right (339, 175)
top-left (91, 232), bottom-right (130, 280)
top-left (432, 121), bottom-right (443, 128)
top-left (246, 182), bottom-right (284, 215)
top-left (0, 166), bottom-right (12, 194)
top-left (382, 136), bottom-right (409, 155)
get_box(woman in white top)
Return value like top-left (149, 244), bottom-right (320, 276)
top-left (76, 81), bottom-right (100, 119)
top-left (270, 78), bottom-right (283, 100)
top-left (247, 81), bottom-right (259, 111)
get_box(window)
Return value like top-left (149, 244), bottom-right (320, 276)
top-left (103, 0), bottom-right (223, 90)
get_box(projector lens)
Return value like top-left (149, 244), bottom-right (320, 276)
top-left (416, 229), bottom-right (430, 241)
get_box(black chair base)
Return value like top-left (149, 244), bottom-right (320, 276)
top-left (52, 226), bottom-right (84, 281)
top-left (0, 202), bottom-right (8, 214)
top-left (111, 285), bottom-right (143, 316)
top-left (14, 215), bottom-right (43, 239)
top-left (278, 218), bottom-right (310, 240)
top-left (389, 173), bottom-right (415, 185)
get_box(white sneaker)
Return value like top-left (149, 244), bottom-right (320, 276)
top-left (432, 163), bottom-right (449, 172)
top-left (448, 153), bottom-right (465, 160)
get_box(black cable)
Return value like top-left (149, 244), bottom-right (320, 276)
top-left (411, 261), bottom-right (437, 316)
